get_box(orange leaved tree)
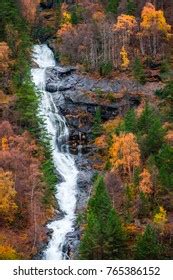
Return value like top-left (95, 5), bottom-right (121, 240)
top-left (139, 168), bottom-right (153, 194)
top-left (0, 169), bottom-right (17, 223)
top-left (110, 133), bottom-right (141, 181)
top-left (139, 2), bottom-right (171, 57)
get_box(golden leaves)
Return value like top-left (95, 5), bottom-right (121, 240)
top-left (140, 2), bottom-right (171, 36)
top-left (114, 14), bottom-right (137, 32)
top-left (0, 169), bottom-right (17, 223)
top-left (0, 244), bottom-right (18, 260)
top-left (153, 206), bottom-right (167, 229)
top-left (1, 137), bottom-right (9, 151)
top-left (120, 46), bottom-right (130, 69)
top-left (109, 133), bottom-right (141, 180)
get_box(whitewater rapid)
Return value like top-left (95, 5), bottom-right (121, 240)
top-left (31, 44), bottom-right (78, 260)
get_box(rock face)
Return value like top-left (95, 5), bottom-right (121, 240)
top-left (45, 66), bottom-right (140, 155)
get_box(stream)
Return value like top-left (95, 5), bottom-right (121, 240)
top-left (31, 44), bottom-right (79, 260)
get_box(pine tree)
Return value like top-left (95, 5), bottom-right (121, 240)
top-left (132, 57), bottom-right (146, 92)
top-left (156, 144), bottom-right (173, 190)
top-left (79, 176), bottom-right (126, 259)
top-left (79, 210), bottom-right (101, 260)
top-left (107, 0), bottom-right (120, 14)
top-left (88, 176), bottom-right (111, 228)
top-left (105, 209), bottom-right (126, 259)
top-left (126, 0), bottom-right (136, 16)
top-left (124, 109), bottom-right (138, 134)
top-left (135, 225), bottom-right (163, 260)
top-left (92, 107), bottom-right (103, 138)
top-left (145, 115), bottom-right (165, 155)
top-left (138, 103), bottom-right (154, 134)
top-left (138, 104), bottom-right (165, 157)
top-left (155, 81), bottom-right (173, 121)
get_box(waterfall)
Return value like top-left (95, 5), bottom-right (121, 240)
top-left (31, 44), bottom-right (78, 260)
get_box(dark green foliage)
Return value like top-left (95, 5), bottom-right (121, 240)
top-left (133, 167), bottom-right (141, 187)
top-left (71, 5), bottom-right (83, 25)
top-left (160, 59), bottom-right (171, 74)
top-left (126, 0), bottom-right (137, 15)
top-left (124, 109), bottom-right (138, 134)
top-left (41, 159), bottom-right (57, 205)
top-left (133, 57), bottom-right (146, 86)
top-left (145, 116), bottom-right (165, 155)
top-left (99, 61), bottom-right (113, 76)
top-left (106, 0), bottom-right (120, 14)
top-left (135, 225), bottom-right (163, 259)
top-left (79, 176), bottom-right (126, 259)
top-left (0, 0), bottom-right (24, 40)
top-left (156, 145), bottom-right (173, 190)
top-left (88, 176), bottom-right (111, 217)
top-left (92, 107), bottom-right (103, 138)
top-left (138, 104), bottom-right (165, 157)
top-left (79, 210), bottom-right (101, 259)
top-left (16, 81), bottom-right (40, 133)
top-left (105, 209), bottom-right (126, 259)
top-left (138, 192), bottom-right (151, 219)
top-left (32, 25), bottom-right (55, 42)
top-left (138, 104), bottom-right (154, 134)
top-left (155, 81), bottom-right (173, 102)
top-left (156, 81), bottom-right (173, 121)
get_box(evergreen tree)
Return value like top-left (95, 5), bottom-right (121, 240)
top-left (105, 208), bottom-right (126, 259)
top-left (155, 81), bottom-right (173, 121)
top-left (138, 104), bottom-right (165, 157)
top-left (156, 144), bottom-right (173, 190)
top-left (138, 103), bottom-right (154, 134)
top-left (124, 109), bottom-right (138, 134)
top-left (126, 0), bottom-right (137, 15)
top-left (132, 57), bottom-right (146, 92)
top-left (135, 225), bottom-right (163, 259)
top-left (16, 80), bottom-right (40, 134)
top-left (145, 116), bottom-right (165, 155)
top-left (79, 176), bottom-right (126, 259)
top-left (138, 192), bottom-right (151, 219)
top-left (156, 80), bottom-right (173, 102)
top-left (88, 176), bottom-right (111, 228)
top-left (107, 0), bottom-right (120, 14)
top-left (92, 107), bottom-right (103, 138)
top-left (79, 210), bottom-right (101, 260)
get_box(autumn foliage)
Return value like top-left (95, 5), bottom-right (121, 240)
top-left (139, 168), bottom-right (153, 194)
top-left (18, 0), bottom-right (40, 22)
top-left (109, 133), bottom-right (141, 180)
top-left (0, 42), bottom-right (11, 73)
top-left (139, 2), bottom-right (171, 56)
top-left (0, 121), bottom-right (48, 258)
top-left (57, 1), bottom-right (171, 71)
top-left (0, 169), bottom-right (17, 223)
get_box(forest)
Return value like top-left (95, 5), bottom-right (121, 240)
top-left (0, 0), bottom-right (173, 260)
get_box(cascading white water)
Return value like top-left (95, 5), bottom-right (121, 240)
top-left (31, 44), bottom-right (78, 260)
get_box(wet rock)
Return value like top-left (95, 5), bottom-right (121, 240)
top-left (31, 61), bottom-right (40, 68)
top-left (46, 228), bottom-right (54, 238)
top-left (46, 83), bottom-right (58, 92)
top-left (77, 171), bottom-right (92, 189)
top-left (59, 85), bottom-right (74, 91)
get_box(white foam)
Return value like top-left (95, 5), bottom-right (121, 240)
top-left (31, 44), bottom-right (78, 260)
